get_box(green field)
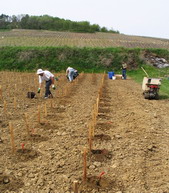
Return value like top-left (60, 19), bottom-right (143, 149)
top-left (0, 29), bottom-right (169, 49)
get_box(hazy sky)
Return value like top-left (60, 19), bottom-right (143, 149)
top-left (1, 0), bottom-right (169, 39)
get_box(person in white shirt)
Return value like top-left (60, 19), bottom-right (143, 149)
top-left (66, 67), bottom-right (77, 82)
top-left (36, 69), bottom-right (56, 98)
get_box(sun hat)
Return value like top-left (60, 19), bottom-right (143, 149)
top-left (37, 69), bottom-right (44, 74)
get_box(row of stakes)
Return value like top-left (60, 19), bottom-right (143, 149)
top-left (73, 73), bottom-right (106, 192)
top-left (1, 72), bottom-right (105, 192)
top-left (0, 72), bottom-right (85, 113)
top-left (5, 72), bottom-right (85, 153)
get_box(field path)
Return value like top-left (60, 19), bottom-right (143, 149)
top-left (99, 78), bottom-right (169, 193)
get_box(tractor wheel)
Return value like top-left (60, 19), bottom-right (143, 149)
top-left (144, 93), bottom-right (150, 99)
top-left (155, 93), bottom-right (159, 100)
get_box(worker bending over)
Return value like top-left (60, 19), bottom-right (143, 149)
top-left (66, 67), bottom-right (78, 82)
top-left (37, 69), bottom-right (56, 99)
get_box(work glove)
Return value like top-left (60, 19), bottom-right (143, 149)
top-left (52, 85), bottom-right (56, 90)
top-left (55, 77), bottom-right (59, 81)
top-left (37, 88), bottom-right (41, 93)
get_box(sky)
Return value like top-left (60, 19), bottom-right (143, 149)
top-left (1, 0), bottom-right (169, 39)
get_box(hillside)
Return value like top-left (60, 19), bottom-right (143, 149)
top-left (0, 29), bottom-right (169, 49)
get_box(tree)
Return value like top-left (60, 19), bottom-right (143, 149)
top-left (0, 14), bottom-right (120, 33)
top-left (101, 27), bottom-right (108, 32)
top-left (20, 14), bottom-right (29, 29)
top-left (0, 14), bottom-right (10, 29)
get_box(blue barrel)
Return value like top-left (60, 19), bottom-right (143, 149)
top-left (108, 72), bottom-right (114, 79)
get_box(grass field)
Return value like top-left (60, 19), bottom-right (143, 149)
top-left (0, 29), bottom-right (169, 49)
top-left (128, 65), bottom-right (169, 97)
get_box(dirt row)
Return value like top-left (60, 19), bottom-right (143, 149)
top-left (0, 72), bottom-right (169, 193)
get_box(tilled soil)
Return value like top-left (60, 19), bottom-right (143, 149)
top-left (0, 72), bottom-right (169, 193)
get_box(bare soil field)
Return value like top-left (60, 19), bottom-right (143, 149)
top-left (0, 72), bottom-right (169, 193)
top-left (0, 29), bottom-right (169, 49)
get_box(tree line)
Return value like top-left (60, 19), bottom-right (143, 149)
top-left (0, 14), bottom-right (119, 33)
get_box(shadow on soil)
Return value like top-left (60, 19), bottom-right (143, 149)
top-left (91, 149), bottom-right (112, 162)
top-left (76, 176), bottom-right (124, 193)
top-left (94, 134), bottom-right (111, 140)
top-left (13, 148), bottom-right (39, 162)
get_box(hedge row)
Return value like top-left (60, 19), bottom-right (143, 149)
top-left (0, 46), bottom-right (169, 72)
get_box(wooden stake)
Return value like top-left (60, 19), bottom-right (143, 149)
top-left (37, 105), bottom-right (40, 123)
top-left (102, 73), bottom-right (105, 85)
top-left (91, 120), bottom-right (95, 138)
top-left (44, 103), bottom-right (47, 117)
top-left (73, 180), bottom-right (79, 193)
top-left (96, 97), bottom-right (99, 115)
top-left (9, 122), bottom-right (16, 153)
top-left (88, 123), bottom-right (93, 151)
top-left (93, 104), bottom-right (97, 124)
top-left (40, 90), bottom-right (42, 97)
top-left (31, 125), bottom-right (35, 135)
top-left (60, 88), bottom-right (64, 96)
top-left (3, 100), bottom-right (7, 114)
top-left (64, 87), bottom-right (68, 96)
top-left (100, 86), bottom-right (103, 98)
top-left (83, 148), bottom-right (87, 182)
top-left (14, 97), bottom-right (17, 109)
top-left (0, 85), bottom-right (2, 99)
top-left (24, 113), bottom-right (30, 136)
top-left (50, 100), bottom-right (53, 108)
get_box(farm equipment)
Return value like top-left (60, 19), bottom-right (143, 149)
top-left (141, 67), bottom-right (161, 100)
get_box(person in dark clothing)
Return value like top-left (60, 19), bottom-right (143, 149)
top-left (122, 63), bottom-right (127, 80)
